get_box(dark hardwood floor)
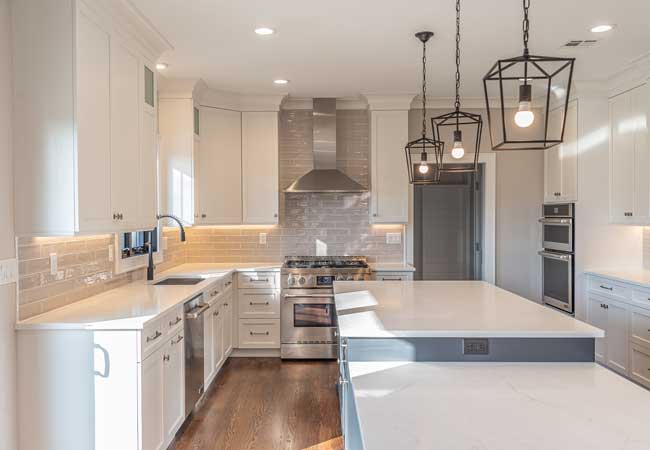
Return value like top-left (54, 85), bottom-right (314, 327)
top-left (170, 357), bottom-right (342, 450)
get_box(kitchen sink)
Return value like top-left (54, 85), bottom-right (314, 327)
top-left (153, 277), bottom-right (205, 286)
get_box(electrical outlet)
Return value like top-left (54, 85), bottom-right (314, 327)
top-left (259, 233), bottom-right (267, 245)
top-left (162, 236), bottom-right (169, 251)
top-left (386, 232), bottom-right (401, 245)
top-left (0, 258), bottom-right (18, 286)
top-left (108, 244), bottom-right (114, 262)
top-left (49, 253), bottom-right (58, 275)
top-left (463, 338), bottom-right (489, 355)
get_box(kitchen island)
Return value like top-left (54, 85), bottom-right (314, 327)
top-left (332, 281), bottom-right (648, 450)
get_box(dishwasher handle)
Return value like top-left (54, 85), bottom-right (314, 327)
top-left (185, 303), bottom-right (210, 320)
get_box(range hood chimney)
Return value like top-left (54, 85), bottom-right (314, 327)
top-left (284, 98), bottom-right (367, 193)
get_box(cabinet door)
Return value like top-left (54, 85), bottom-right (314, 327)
top-left (560, 101), bottom-right (578, 202)
top-left (204, 304), bottom-right (215, 385)
top-left (76, 11), bottom-right (112, 232)
top-left (629, 343), bottom-right (650, 388)
top-left (212, 304), bottom-right (224, 370)
top-left (242, 112), bottom-right (279, 224)
top-left (198, 107), bottom-right (242, 224)
top-left (605, 299), bottom-right (629, 375)
top-left (163, 334), bottom-right (185, 443)
top-left (610, 93), bottom-right (636, 222)
top-left (139, 63), bottom-right (157, 230)
top-left (110, 39), bottom-right (140, 227)
top-left (632, 86), bottom-right (650, 221)
top-left (370, 110), bottom-right (409, 223)
top-left (544, 143), bottom-right (562, 203)
top-left (587, 294), bottom-right (608, 364)
top-left (141, 347), bottom-right (165, 450)
top-left (223, 294), bottom-right (233, 356)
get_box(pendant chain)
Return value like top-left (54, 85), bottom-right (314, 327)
top-left (522, 0), bottom-right (530, 54)
top-left (454, 0), bottom-right (461, 112)
top-left (421, 39), bottom-right (428, 139)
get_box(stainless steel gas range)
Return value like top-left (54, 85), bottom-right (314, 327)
top-left (280, 256), bottom-right (371, 359)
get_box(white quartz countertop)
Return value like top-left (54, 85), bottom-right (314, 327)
top-left (349, 361), bottom-right (650, 450)
top-left (334, 281), bottom-right (603, 338)
top-left (16, 263), bottom-right (280, 331)
top-left (368, 263), bottom-right (415, 272)
top-left (586, 268), bottom-right (650, 289)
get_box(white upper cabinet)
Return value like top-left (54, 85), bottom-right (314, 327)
top-left (12, 0), bottom-right (170, 235)
top-left (242, 112), bottom-right (279, 224)
top-left (370, 110), bottom-right (409, 223)
top-left (544, 100), bottom-right (578, 203)
top-left (159, 98), bottom-right (198, 225)
top-left (610, 83), bottom-right (650, 224)
top-left (197, 107), bottom-right (243, 224)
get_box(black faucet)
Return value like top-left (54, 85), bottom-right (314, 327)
top-left (147, 214), bottom-right (187, 281)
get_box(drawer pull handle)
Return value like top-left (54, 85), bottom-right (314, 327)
top-left (225, 281), bottom-right (232, 286)
top-left (382, 277), bottom-right (403, 281)
top-left (250, 301), bottom-right (270, 306)
top-left (146, 331), bottom-right (162, 343)
top-left (224, 303), bottom-right (229, 307)
top-left (250, 331), bottom-right (270, 336)
top-left (250, 278), bottom-right (269, 283)
top-left (211, 290), bottom-right (220, 297)
top-left (172, 335), bottom-right (184, 345)
top-left (169, 317), bottom-right (182, 327)
top-left (213, 311), bottom-right (219, 317)
top-left (599, 285), bottom-right (613, 291)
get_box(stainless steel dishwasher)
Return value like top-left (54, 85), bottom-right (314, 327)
top-left (184, 293), bottom-right (208, 417)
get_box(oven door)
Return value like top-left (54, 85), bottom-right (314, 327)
top-left (540, 218), bottom-right (573, 252)
top-left (281, 290), bottom-right (338, 344)
top-left (539, 251), bottom-right (574, 314)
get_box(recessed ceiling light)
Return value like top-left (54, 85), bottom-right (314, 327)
top-left (590, 24), bottom-right (614, 33)
top-left (156, 62), bottom-right (168, 70)
top-left (254, 27), bottom-right (275, 36)
top-left (273, 79), bottom-right (289, 85)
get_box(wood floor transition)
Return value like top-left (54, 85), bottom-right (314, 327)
top-left (169, 357), bottom-right (343, 450)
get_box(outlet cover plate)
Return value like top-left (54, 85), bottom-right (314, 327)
top-left (259, 233), bottom-right (267, 245)
top-left (0, 258), bottom-right (18, 286)
top-left (386, 232), bottom-right (401, 245)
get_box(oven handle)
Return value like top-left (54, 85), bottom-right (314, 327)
top-left (283, 293), bottom-right (335, 299)
top-left (538, 218), bottom-right (572, 225)
top-left (538, 251), bottom-right (572, 261)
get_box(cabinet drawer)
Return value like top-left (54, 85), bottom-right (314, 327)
top-left (222, 275), bottom-right (234, 290)
top-left (238, 319), bottom-right (280, 348)
top-left (632, 287), bottom-right (650, 309)
top-left (372, 271), bottom-right (413, 281)
top-left (141, 318), bottom-right (164, 359)
top-left (238, 290), bottom-right (279, 318)
top-left (629, 344), bottom-right (650, 388)
top-left (205, 279), bottom-right (224, 304)
top-left (237, 272), bottom-right (276, 289)
top-left (588, 276), bottom-right (630, 301)
top-left (630, 306), bottom-right (650, 349)
top-left (163, 305), bottom-right (184, 336)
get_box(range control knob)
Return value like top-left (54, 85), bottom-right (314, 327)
top-left (287, 276), bottom-right (296, 286)
top-left (298, 276), bottom-right (306, 285)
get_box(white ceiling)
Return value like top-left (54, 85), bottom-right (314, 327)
top-left (132, 0), bottom-right (650, 98)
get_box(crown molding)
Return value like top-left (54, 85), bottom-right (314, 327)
top-left (158, 77), bottom-right (203, 99)
top-left (363, 94), bottom-right (416, 111)
top-left (607, 52), bottom-right (650, 97)
top-left (571, 81), bottom-right (608, 100)
top-left (200, 89), bottom-right (285, 112)
top-left (337, 96), bottom-right (368, 110)
top-left (118, 0), bottom-right (173, 59)
top-left (281, 97), bottom-right (313, 110)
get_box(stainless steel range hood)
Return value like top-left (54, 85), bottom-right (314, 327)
top-left (284, 98), bottom-right (367, 193)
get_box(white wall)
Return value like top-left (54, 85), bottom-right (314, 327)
top-left (0, 0), bottom-right (17, 449)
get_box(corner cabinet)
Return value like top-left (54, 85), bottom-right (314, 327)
top-left (544, 100), bottom-right (578, 203)
top-left (370, 110), bottom-right (409, 223)
top-left (609, 83), bottom-right (650, 224)
top-left (12, 0), bottom-right (167, 235)
top-left (242, 112), bottom-right (280, 224)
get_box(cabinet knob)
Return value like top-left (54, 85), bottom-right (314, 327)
top-left (163, 354), bottom-right (170, 362)
top-left (202, 214), bottom-right (207, 218)
top-left (373, 213), bottom-right (377, 217)
top-left (274, 213), bottom-right (278, 218)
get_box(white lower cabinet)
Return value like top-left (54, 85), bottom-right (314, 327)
top-left (212, 301), bottom-right (225, 369)
top-left (223, 290), bottom-right (233, 355)
top-left (162, 333), bottom-right (185, 443)
top-left (236, 272), bottom-right (281, 349)
top-left (586, 292), bottom-right (628, 375)
top-left (629, 344), bottom-right (650, 388)
top-left (371, 271), bottom-right (414, 281)
top-left (141, 346), bottom-right (165, 450)
top-left (204, 303), bottom-right (215, 385)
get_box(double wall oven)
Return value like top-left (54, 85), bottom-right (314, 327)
top-left (280, 256), bottom-right (371, 359)
top-left (539, 203), bottom-right (574, 314)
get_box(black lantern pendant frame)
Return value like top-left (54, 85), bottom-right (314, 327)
top-left (432, 0), bottom-right (482, 174)
top-left (482, 0), bottom-right (575, 151)
top-left (405, 31), bottom-right (445, 185)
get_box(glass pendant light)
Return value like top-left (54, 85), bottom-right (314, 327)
top-left (405, 31), bottom-right (444, 184)
top-left (432, 0), bottom-right (482, 173)
top-left (482, 0), bottom-right (575, 150)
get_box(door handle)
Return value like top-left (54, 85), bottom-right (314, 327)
top-left (185, 304), bottom-right (210, 319)
top-left (146, 330), bottom-right (162, 343)
top-left (250, 301), bottom-right (270, 306)
top-left (283, 294), bottom-right (335, 299)
top-left (599, 285), bottom-right (613, 291)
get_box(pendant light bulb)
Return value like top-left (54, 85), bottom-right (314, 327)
top-left (451, 130), bottom-right (465, 159)
top-left (418, 151), bottom-right (429, 174)
top-left (514, 84), bottom-right (535, 128)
